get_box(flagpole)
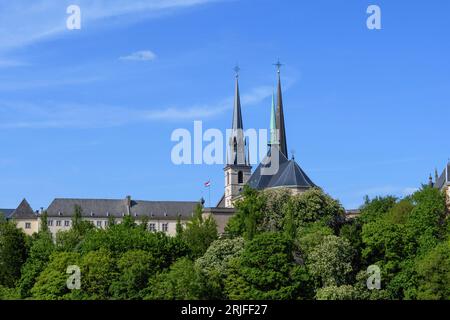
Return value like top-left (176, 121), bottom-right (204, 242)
top-left (208, 180), bottom-right (211, 207)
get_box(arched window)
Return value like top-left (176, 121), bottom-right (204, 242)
top-left (238, 171), bottom-right (244, 184)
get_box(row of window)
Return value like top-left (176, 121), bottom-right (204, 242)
top-left (45, 220), bottom-right (170, 232)
top-left (48, 220), bottom-right (71, 227)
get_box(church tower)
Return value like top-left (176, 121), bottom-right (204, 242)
top-left (224, 68), bottom-right (252, 208)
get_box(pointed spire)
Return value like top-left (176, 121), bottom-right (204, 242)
top-left (227, 65), bottom-right (248, 166)
top-left (232, 66), bottom-right (243, 130)
top-left (274, 59), bottom-right (288, 158)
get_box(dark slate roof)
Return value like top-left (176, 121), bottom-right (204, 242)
top-left (10, 199), bottom-right (38, 219)
top-left (434, 164), bottom-right (450, 190)
top-left (0, 209), bottom-right (14, 220)
top-left (247, 146), bottom-right (316, 190)
top-left (46, 198), bottom-right (199, 219)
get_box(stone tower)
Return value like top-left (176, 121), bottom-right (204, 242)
top-left (224, 69), bottom-right (252, 208)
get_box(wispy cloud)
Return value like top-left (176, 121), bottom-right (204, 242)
top-left (357, 186), bottom-right (419, 198)
top-left (0, 59), bottom-right (28, 68)
top-left (119, 50), bottom-right (157, 61)
top-left (0, 84), bottom-right (272, 129)
top-left (0, 76), bottom-right (103, 92)
top-left (0, 0), bottom-right (224, 52)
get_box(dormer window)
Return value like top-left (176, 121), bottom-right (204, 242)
top-left (58, 211), bottom-right (62, 216)
top-left (90, 212), bottom-right (94, 217)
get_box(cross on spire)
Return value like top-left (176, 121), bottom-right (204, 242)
top-left (233, 64), bottom-right (241, 78)
top-left (273, 58), bottom-right (284, 73)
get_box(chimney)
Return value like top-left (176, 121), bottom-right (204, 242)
top-left (126, 195), bottom-right (131, 215)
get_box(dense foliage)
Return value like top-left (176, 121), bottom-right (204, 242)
top-left (0, 185), bottom-right (448, 300)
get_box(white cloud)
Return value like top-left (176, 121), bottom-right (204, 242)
top-left (119, 50), bottom-right (157, 61)
top-left (0, 0), bottom-right (224, 52)
top-left (0, 84), bottom-right (272, 129)
top-left (0, 59), bottom-right (28, 68)
top-left (357, 185), bottom-right (419, 198)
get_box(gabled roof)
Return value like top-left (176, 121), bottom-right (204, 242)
top-left (46, 198), bottom-right (199, 220)
top-left (247, 146), bottom-right (316, 190)
top-left (10, 199), bottom-right (38, 219)
top-left (0, 209), bottom-right (14, 220)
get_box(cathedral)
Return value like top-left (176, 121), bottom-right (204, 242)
top-left (1, 66), bottom-right (317, 237)
top-left (204, 66), bottom-right (317, 232)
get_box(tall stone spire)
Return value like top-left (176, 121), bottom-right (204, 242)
top-left (274, 60), bottom-right (288, 158)
top-left (228, 66), bottom-right (246, 165)
top-left (232, 67), bottom-right (243, 131)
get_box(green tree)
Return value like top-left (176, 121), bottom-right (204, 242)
top-left (359, 195), bottom-right (397, 223)
top-left (139, 216), bottom-right (150, 232)
top-left (414, 239), bottom-right (450, 300)
top-left (110, 250), bottom-right (159, 299)
top-left (0, 285), bottom-right (20, 300)
top-left (0, 220), bottom-right (28, 288)
top-left (195, 237), bottom-right (245, 298)
top-left (182, 204), bottom-right (218, 259)
top-left (285, 188), bottom-right (346, 231)
top-left (406, 186), bottom-right (447, 254)
top-left (225, 232), bottom-right (313, 300)
top-left (176, 215), bottom-right (184, 237)
top-left (260, 189), bottom-right (292, 232)
top-left (339, 219), bottom-right (364, 275)
top-left (296, 222), bottom-right (334, 258)
top-left (17, 231), bottom-right (55, 298)
top-left (31, 251), bottom-right (81, 300)
top-left (144, 258), bottom-right (213, 300)
top-left (79, 222), bottom-right (189, 269)
top-left (315, 285), bottom-right (357, 300)
top-left (307, 235), bottom-right (354, 287)
top-left (40, 210), bottom-right (49, 233)
top-left (225, 186), bottom-right (266, 239)
top-left (56, 205), bottom-right (95, 252)
top-left (67, 249), bottom-right (117, 300)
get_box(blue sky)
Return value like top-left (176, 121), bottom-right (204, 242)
top-left (0, 0), bottom-right (449, 210)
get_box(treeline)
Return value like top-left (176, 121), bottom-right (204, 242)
top-left (0, 186), bottom-right (449, 300)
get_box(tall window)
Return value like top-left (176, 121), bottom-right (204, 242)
top-left (149, 223), bottom-right (156, 232)
top-left (227, 172), bottom-right (230, 185)
top-left (64, 220), bottom-right (70, 227)
top-left (238, 171), bottom-right (244, 184)
top-left (162, 223), bottom-right (168, 232)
